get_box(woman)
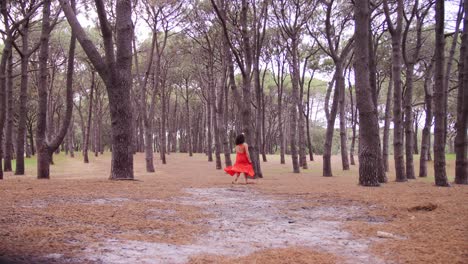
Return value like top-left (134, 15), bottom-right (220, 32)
top-left (224, 134), bottom-right (255, 184)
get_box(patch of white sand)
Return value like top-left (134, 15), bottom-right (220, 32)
top-left (83, 187), bottom-right (384, 264)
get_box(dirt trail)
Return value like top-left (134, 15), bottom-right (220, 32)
top-left (84, 187), bottom-right (383, 264)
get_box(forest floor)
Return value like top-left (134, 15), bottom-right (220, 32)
top-left (0, 152), bottom-right (466, 264)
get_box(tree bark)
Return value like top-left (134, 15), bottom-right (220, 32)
top-left (382, 73), bottom-right (393, 172)
top-left (384, 0), bottom-right (406, 181)
top-left (419, 58), bottom-right (434, 177)
top-left (323, 78), bottom-right (339, 177)
top-left (60, 0), bottom-right (134, 180)
top-left (37, 0), bottom-right (74, 179)
top-left (83, 72), bottom-right (95, 164)
top-left (337, 63), bottom-right (349, 170)
top-left (354, 0), bottom-right (380, 186)
top-left (15, 22), bottom-right (31, 175)
top-left (4, 51), bottom-right (13, 172)
top-left (404, 64), bottom-right (416, 179)
top-left (433, 0), bottom-right (449, 186)
top-left (455, 0), bottom-right (468, 184)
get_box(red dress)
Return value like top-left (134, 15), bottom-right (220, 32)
top-left (224, 144), bottom-right (255, 178)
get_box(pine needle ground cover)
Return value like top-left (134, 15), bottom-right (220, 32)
top-left (0, 153), bottom-right (466, 264)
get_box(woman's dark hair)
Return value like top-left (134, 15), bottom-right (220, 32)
top-left (235, 134), bottom-right (245, 145)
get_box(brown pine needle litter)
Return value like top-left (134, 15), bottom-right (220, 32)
top-left (0, 153), bottom-right (466, 264)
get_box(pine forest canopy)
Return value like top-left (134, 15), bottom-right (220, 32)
top-left (0, 0), bottom-right (466, 186)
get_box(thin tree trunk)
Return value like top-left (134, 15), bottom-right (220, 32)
top-left (382, 73), bottom-right (393, 172)
top-left (213, 74), bottom-right (222, 170)
top-left (419, 58), bottom-right (434, 177)
top-left (413, 113), bottom-right (419, 154)
top-left (384, 0), bottom-right (406, 182)
top-left (323, 69), bottom-right (340, 177)
top-left (220, 64), bottom-right (231, 166)
top-left (348, 71), bottom-right (356, 166)
top-left (306, 94), bottom-right (314, 162)
top-left (15, 23), bottom-right (30, 175)
top-left (4, 51), bottom-right (13, 171)
top-left (337, 64), bottom-right (349, 170)
top-left (404, 64), bottom-right (416, 179)
top-left (290, 38), bottom-right (300, 173)
top-left (83, 72), bottom-right (95, 164)
top-left (68, 117), bottom-right (75, 158)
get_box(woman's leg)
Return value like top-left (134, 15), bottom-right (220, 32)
top-left (232, 173), bottom-right (240, 184)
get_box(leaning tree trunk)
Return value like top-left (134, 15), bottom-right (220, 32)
top-left (433, 0), bottom-right (449, 186)
top-left (354, 0), bottom-right (380, 186)
top-left (83, 72), bottom-right (95, 164)
top-left (455, 0), bottom-right (468, 184)
top-left (323, 73), bottom-right (340, 177)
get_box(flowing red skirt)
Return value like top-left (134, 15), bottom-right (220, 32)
top-left (224, 153), bottom-right (255, 177)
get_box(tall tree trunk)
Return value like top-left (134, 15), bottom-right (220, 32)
top-left (15, 23), bottom-right (30, 175)
top-left (206, 89), bottom-right (213, 162)
top-left (185, 82), bottom-right (193, 157)
top-left (354, 0), bottom-right (380, 186)
top-left (337, 63), bottom-right (349, 170)
top-left (60, 0), bottom-right (134, 180)
top-left (213, 75), bottom-right (222, 170)
top-left (306, 92), bottom-right (314, 162)
top-left (37, 0), bottom-right (74, 179)
top-left (348, 72), bottom-right (356, 166)
top-left (0, 13), bottom-right (12, 179)
top-left (4, 51), bottom-right (13, 171)
top-left (455, 0), bottom-right (468, 184)
top-left (382, 73), bottom-right (393, 172)
top-left (433, 0), bottom-right (449, 186)
top-left (419, 58), bottom-right (434, 177)
top-left (297, 74), bottom-right (308, 170)
top-left (290, 37), bottom-right (300, 173)
top-left (404, 64), bottom-right (416, 179)
top-left (413, 113), bottom-right (419, 154)
top-left (384, 0), bottom-right (406, 182)
top-left (219, 65), bottom-right (231, 166)
top-left (323, 70), bottom-right (340, 177)
top-left (160, 85), bottom-right (167, 164)
top-left (83, 72), bottom-right (95, 164)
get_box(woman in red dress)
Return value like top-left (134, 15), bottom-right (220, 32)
top-left (224, 134), bottom-right (255, 184)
